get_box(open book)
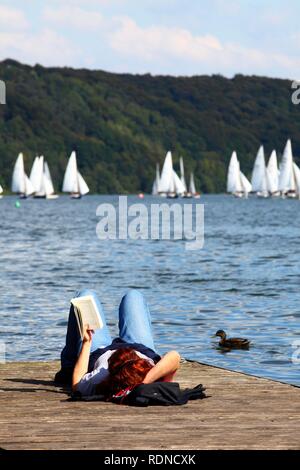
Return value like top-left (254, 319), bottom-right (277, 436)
top-left (71, 295), bottom-right (104, 339)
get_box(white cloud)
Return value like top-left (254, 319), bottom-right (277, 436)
top-left (109, 17), bottom-right (300, 77)
top-left (43, 6), bottom-right (104, 31)
top-left (0, 29), bottom-right (80, 66)
top-left (110, 17), bottom-right (222, 62)
top-left (0, 5), bottom-right (29, 31)
top-left (0, 3), bottom-right (298, 78)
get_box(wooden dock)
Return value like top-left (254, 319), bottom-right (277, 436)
top-left (0, 360), bottom-right (299, 450)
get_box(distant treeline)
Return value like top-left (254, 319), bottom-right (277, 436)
top-left (0, 59), bottom-right (299, 193)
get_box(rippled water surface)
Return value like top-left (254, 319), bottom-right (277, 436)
top-left (0, 195), bottom-right (299, 386)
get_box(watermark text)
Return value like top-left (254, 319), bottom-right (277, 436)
top-left (96, 196), bottom-right (204, 250)
top-left (291, 80), bottom-right (300, 105)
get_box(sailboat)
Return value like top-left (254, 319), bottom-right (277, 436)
top-left (278, 139), bottom-right (297, 198)
top-left (158, 151), bottom-right (174, 197)
top-left (189, 172), bottom-right (200, 198)
top-left (62, 151), bottom-right (89, 199)
top-left (11, 152), bottom-right (35, 198)
top-left (227, 151), bottom-right (244, 197)
top-left (227, 151), bottom-right (252, 198)
top-left (158, 151), bottom-right (181, 197)
top-left (157, 151), bottom-right (198, 198)
top-left (0, 183), bottom-right (3, 199)
top-left (43, 161), bottom-right (59, 199)
top-left (227, 151), bottom-right (242, 197)
top-left (152, 163), bottom-right (161, 195)
top-left (179, 157), bottom-right (187, 192)
top-left (30, 156), bottom-right (59, 199)
top-left (251, 145), bottom-right (268, 198)
top-left (266, 150), bottom-right (280, 196)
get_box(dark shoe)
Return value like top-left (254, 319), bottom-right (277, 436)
top-left (54, 367), bottom-right (73, 385)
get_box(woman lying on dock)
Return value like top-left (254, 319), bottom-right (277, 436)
top-left (55, 289), bottom-right (180, 398)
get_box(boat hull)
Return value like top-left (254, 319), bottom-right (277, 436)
top-left (256, 191), bottom-right (269, 198)
top-left (33, 193), bottom-right (59, 199)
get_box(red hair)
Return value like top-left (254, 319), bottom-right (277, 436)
top-left (96, 347), bottom-right (153, 396)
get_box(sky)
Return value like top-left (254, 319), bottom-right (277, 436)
top-left (0, 0), bottom-right (299, 78)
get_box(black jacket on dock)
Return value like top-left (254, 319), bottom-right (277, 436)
top-left (70, 382), bottom-right (206, 406)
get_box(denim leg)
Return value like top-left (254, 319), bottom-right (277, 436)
top-left (118, 289), bottom-right (156, 351)
top-left (60, 288), bottom-right (112, 368)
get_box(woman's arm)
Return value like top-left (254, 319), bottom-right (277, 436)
top-left (72, 326), bottom-right (93, 392)
top-left (143, 350), bottom-right (180, 384)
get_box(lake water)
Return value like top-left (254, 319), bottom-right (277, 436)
top-left (0, 195), bottom-right (299, 386)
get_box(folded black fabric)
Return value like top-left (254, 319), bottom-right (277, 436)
top-left (124, 382), bottom-right (207, 406)
top-left (69, 382), bottom-right (207, 406)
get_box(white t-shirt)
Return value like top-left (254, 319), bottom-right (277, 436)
top-left (76, 350), bottom-right (155, 396)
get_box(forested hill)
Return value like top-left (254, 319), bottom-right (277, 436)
top-left (0, 59), bottom-right (299, 193)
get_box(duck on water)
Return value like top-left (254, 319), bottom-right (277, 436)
top-left (214, 330), bottom-right (251, 350)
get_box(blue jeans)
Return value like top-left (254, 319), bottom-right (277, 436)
top-left (61, 289), bottom-right (156, 368)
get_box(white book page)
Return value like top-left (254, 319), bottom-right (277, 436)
top-left (71, 295), bottom-right (103, 333)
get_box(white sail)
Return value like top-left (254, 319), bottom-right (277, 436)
top-left (240, 171), bottom-right (252, 194)
top-left (0, 184), bottom-right (3, 194)
top-left (24, 173), bottom-right (35, 196)
top-left (41, 173), bottom-right (53, 197)
top-left (227, 151), bottom-right (242, 193)
top-left (152, 163), bottom-right (161, 195)
top-left (156, 164), bottom-right (160, 187)
top-left (179, 157), bottom-right (187, 192)
top-left (159, 151), bottom-right (174, 193)
top-left (189, 172), bottom-right (197, 195)
top-left (11, 152), bottom-right (26, 193)
top-left (278, 140), bottom-right (294, 193)
top-left (152, 181), bottom-right (157, 195)
top-left (251, 145), bottom-right (267, 193)
top-left (34, 156), bottom-right (46, 196)
top-left (30, 156), bottom-right (43, 193)
top-left (289, 163), bottom-right (297, 192)
top-left (173, 170), bottom-right (185, 195)
top-left (32, 157), bottom-right (57, 198)
top-left (293, 162), bottom-right (300, 197)
top-left (77, 172), bottom-right (89, 196)
top-left (62, 151), bottom-right (78, 193)
top-left (44, 161), bottom-right (55, 195)
top-left (266, 150), bottom-right (279, 194)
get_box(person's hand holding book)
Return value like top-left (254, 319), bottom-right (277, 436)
top-left (82, 324), bottom-right (94, 344)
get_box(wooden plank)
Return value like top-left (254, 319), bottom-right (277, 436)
top-left (0, 360), bottom-right (299, 450)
